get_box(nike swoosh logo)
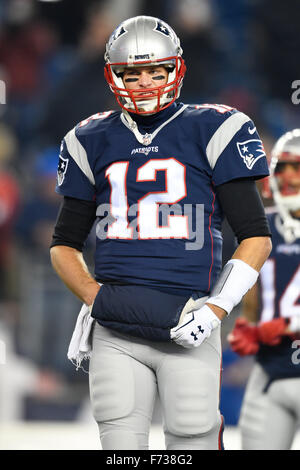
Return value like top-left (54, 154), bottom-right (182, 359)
top-left (248, 126), bottom-right (256, 134)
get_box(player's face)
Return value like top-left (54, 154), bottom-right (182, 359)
top-left (122, 66), bottom-right (168, 101)
top-left (276, 162), bottom-right (300, 194)
top-left (276, 161), bottom-right (300, 216)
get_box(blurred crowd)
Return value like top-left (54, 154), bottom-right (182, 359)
top-left (1, 0), bottom-right (300, 425)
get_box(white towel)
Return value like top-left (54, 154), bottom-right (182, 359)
top-left (67, 303), bottom-right (95, 372)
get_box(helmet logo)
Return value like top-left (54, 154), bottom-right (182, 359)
top-left (236, 139), bottom-right (266, 170)
top-left (112, 25), bottom-right (127, 43)
top-left (155, 21), bottom-right (171, 37)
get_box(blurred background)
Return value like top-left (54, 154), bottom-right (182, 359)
top-left (1, 0), bottom-right (300, 449)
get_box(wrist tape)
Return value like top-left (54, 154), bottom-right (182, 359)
top-left (206, 259), bottom-right (259, 315)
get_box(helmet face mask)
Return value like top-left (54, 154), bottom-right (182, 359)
top-left (269, 129), bottom-right (300, 242)
top-left (104, 16), bottom-right (186, 115)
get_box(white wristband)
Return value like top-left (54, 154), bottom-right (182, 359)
top-left (206, 259), bottom-right (259, 315)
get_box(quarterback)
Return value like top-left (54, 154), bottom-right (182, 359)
top-left (229, 129), bottom-right (300, 449)
top-left (50, 16), bottom-right (272, 450)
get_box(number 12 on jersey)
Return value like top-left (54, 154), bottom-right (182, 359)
top-left (105, 158), bottom-right (189, 239)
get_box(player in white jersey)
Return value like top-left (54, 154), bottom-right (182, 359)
top-left (228, 129), bottom-right (300, 449)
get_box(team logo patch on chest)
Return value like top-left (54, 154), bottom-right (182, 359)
top-left (236, 139), bottom-right (266, 170)
top-left (131, 146), bottom-right (159, 156)
top-left (57, 154), bottom-right (69, 186)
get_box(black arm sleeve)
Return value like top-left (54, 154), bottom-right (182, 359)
top-left (50, 196), bottom-right (97, 252)
top-left (216, 179), bottom-right (271, 243)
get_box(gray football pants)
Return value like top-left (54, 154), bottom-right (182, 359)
top-left (239, 363), bottom-right (300, 450)
top-left (89, 322), bottom-right (223, 450)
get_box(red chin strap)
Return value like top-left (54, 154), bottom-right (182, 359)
top-left (104, 56), bottom-right (186, 115)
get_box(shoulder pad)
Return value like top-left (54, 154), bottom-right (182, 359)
top-left (75, 110), bottom-right (118, 135)
top-left (185, 103), bottom-right (247, 127)
top-left (187, 103), bottom-right (238, 118)
top-left (193, 103), bottom-right (236, 114)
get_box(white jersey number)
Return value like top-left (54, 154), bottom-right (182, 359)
top-left (260, 259), bottom-right (300, 322)
top-left (105, 158), bottom-right (188, 239)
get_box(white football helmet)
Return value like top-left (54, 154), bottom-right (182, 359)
top-left (269, 129), bottom-right (300, 242)
top-left (104, 16), bottom-right (186, 114)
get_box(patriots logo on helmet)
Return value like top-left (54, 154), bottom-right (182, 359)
top-left (57, 154), bottom-right (69, 186)
top-left (155, 21), bottom-right (171, 37)
top-left (111, 25), bottom-right (127, 45)
top-left (237, 139), bottom-right (266, 170)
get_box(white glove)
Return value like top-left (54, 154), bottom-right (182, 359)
top-left (170, 304), bottom-right (221, 348)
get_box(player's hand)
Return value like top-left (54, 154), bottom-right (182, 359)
top-left (170, 304), bottom-right (221, 348)
top-left (227, 318), bottom-right (259, 356)
top-left (257, 317), bottom-right (288, 346)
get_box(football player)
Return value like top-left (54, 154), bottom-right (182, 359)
top-left (228, 129), bottom-right (300, 450)
top-left (50, 16), bottom-right (272, 450)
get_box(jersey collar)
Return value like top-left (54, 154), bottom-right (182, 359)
top-left (120, 102), bottom-right (186, 146)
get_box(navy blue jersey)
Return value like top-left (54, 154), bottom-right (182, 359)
top-left (256, 210), bottom-right (300, 381)
top-left (56, 102), bottom-right (268, 295)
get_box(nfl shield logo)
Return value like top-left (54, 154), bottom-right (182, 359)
top-left (142, 133), bottom-right (152, 146)
top-left (57, 154), bottom-right (69, 186)
top-left (236, 139), bottom-right (266, 170)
